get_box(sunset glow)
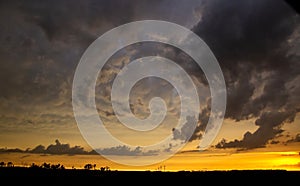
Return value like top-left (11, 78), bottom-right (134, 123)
top-left (0, 151), bottom-right (299, 171)
top-left (0, 0), bottom-right (299, 173)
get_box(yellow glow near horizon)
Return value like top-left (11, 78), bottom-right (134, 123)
top-left (0, 151), bottom-right (299, 171)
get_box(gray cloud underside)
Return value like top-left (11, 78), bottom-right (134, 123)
top-left (95, 145), bottom-right (159, 156)
top-left (0, 0), bottom-right (202, 138)
top-left (0, 139), bottom-right (158, 156)
top-left (0, 0), bottom-right (299, 150)
top-left (166, 0), bottom-right (300, 149)
top-left (193, 0), bottom-right (300, 149)
top-left (286, 133), bottom-right (300, 143)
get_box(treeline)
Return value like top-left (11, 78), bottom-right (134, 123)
top-left (0, 161), bottom-right (111, 171)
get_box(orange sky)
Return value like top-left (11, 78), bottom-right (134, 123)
top-left (0, 0), bottom-right (299, 172)
top-left (0, 115), bottom-right (299, 171)
top-left (0, 149), bottom-right (299, 171)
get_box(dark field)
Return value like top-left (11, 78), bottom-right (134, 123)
top-left (1, 167), bottom-right (299, 185)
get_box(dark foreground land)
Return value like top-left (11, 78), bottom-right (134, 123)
top-left (1, 167), bottom-right (299, 185)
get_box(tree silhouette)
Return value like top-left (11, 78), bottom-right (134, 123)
top-left (7, 162), bottom-right (14, 167)
top-left (31, 162), bottom-right (66, 169)
top-left (51, 163), bottom-right (61, 169)
top-left (100, 166), bottom-right (110, 171)
top-left (41, 162), bottom-right (51, 169)
top-left (84, 163), bottom-right (93, 170)
top-left (30, 163), bottom-right (39, 169)
top-left (0, 162), bottom-right (5, 167)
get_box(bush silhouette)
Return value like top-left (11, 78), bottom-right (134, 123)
top-left (84, 164), bottom-right (93, 170)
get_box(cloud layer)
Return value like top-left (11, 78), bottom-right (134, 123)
top-left (193, 0), bottom-right (300, 149)
top-left (0, 0), bottom-right (202, 148)
top-left (0, 0), bottom-right (299, 151)
top-left (0, 139), bottom-right (158, 156)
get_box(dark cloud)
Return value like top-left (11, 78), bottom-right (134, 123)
top-left (172, 107), bottom-right (210, 142)
top-left (193, 0), bottom-right (298, 68)
top-left (0, 139), bottom-right (160, 156)
top-left (45, 139), bottom-right (87, 155)
top-left (95, 42), bottom-right (207, 143)
top-left (270, 140), bottom-right (280, 145)
top-left (30, 145), bottom-right (46, 154)
top-left (189, 107), bottom-right (210, 141)
top-left (95, 145), bottom-right (159, 156)
top-left (191, 0), bottom-right (300, 149)
top-left (0, 0), bottom-right (299, 151)
top-left (284, 0), bottom-right (300, 13)
top-left (286, 133), bottom-right (300, 143)
top-left (0, 139), bottom-right (89, 155)
top-left (0, 147), bottom-right (23, 153)
top-left (172, 115), bottom-right (197, 142)
top-left (0, 0), bottom-right (199, 102)
top-left (0, 0), bottom-right (203, 147)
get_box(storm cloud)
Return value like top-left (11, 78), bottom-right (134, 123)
top-left (0, 139), bottom-right (90, 155)
top-left (0, 0), bottom-right (299, 151)
top-left (0, 139), bottom-right (159, 156)
top-left (0, 0), bottom-right (202, 148)
top-left (95, 145), bottom-right (159, 156)
top-left (192, 0), bottom-right (300, 149)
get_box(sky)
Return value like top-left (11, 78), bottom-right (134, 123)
top-left (0, 0), bottom-right (299, 170)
